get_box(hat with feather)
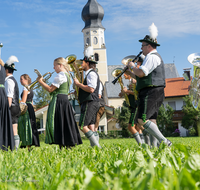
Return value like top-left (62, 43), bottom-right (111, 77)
top-left (81, 46), bottom-right (98, 64)
top-left (139, 23), bottom-right (160, 46)
top-left (4, 55), bottom-right (19, 71)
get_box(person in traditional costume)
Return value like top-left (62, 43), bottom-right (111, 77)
top-left (74, 46), bottom-right (101, 148)
top-left (18, 74), bottom-right (40, 149)
top-left (127, 23), bottom-right (172, 147)
top-left (4, 56), bottom-right (21, 150)
top-left (0, 59), bottom-right (15, 151)
top-left (37, 57), bottom-right (82, 149)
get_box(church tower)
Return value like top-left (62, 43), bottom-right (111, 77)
top-left (81, 0), bottom-right (108, 84)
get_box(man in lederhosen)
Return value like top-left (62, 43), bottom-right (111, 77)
top-left (74, 46), bottom-right (101, 147)
top-left (4, 56), bottom-right (21, 150)
top-left (127, 23), bottom-right (172, 147)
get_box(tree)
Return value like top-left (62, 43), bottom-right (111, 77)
top-left (116, 101), bottom-right (131, 137)
top-left (181, 96), bottom-right (200, 136)
top-left (33, 79), bottom-right (51, 110)
top-left (157, 104), bottom-right (174, 137)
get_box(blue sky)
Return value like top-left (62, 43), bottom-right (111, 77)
top-left (0, 0), bottom-right (200, 94)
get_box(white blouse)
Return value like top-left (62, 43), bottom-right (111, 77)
top-left (52, 72), bottom-right (68, 88)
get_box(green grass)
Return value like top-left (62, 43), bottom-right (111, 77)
top-left (0, 137), bottom-right (200, 189)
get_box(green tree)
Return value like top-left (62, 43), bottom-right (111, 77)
top-left (33, 79), bottom-right (51, 110)
top-left (157, 104), bottom-right (174, 137)
top-left (181, 96), bottom-right (200, 136)
top-left (116, 101), bottom-right (131, 137)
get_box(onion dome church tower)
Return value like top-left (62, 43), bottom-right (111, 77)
top-left (82, 0), bottom-right (108, 85)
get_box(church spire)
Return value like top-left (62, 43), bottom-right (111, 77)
top-left (82, 0), bottom-right (105, 31)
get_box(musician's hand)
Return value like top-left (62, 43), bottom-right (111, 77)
top-left (125, 69), bottom-right (133, 76)
top-left (74, 78), bottom-right (80, 86)
top-left (37, 76), bottom-right (43, 83)
top-left (128, 61), bottom-right (135, 69)
top-left (118, 92), bottom-right (123, 98)
top-left (122, 87), bottom-right (128, 93)
top-left (131, 78), bottom-right (137, 84)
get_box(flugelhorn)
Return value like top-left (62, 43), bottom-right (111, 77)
top-left (112, 51), bottom-right (142, 85)
top-left (112, 68), bottom-right (130, 106)
top-left (24, 69), bottom-right (54, 91)
top-left (187, 53), bottom-right (200, 109)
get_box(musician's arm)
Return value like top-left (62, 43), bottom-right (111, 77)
top-left (75, 81), bottom-right (94, 93)
top-left (21, 90), bottom-right (28, 103)
top-left (37, 77), bottom-right (57, 93)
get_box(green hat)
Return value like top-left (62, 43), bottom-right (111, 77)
top-left (139, 35), bottom-right (160, 46)
top-left (4, 55), bottom-right (19, 71)
top-left (139, 23), bottom-right (160, 46)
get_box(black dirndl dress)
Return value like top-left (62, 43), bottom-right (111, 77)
top-left (18, 89), bottom-right (40, 147)
top-left (0, 65), bottom-right (15, 151)
top-left (45, 73), bottom-right (82, 146)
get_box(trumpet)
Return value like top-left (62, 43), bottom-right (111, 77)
top-left (24, 69), bottom-right (54, 91)
top-left (66, 54), bottom-right (83, 99)
top-left (112, 68), bottom-right (130, 106)
top-left (112, 51), bottom-right (142, 85)
top-left (121, 55), bottom-right (139, 100)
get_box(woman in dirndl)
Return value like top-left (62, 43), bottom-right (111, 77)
top-left (0, 59), bottom-right (15, 151)
top-left (18, 74), bottom-right (40, 149)
top-left (37, 57), bottom-right (82, 149)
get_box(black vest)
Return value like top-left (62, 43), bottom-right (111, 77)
top-left (9, 76), bottom-right (20, 107)
top-left (78, 69), bottom-right (100, 104)
top-left (136, 52), bottom-right (165, 91)
top-left (0, 65), bottom-right (6, 85)
top-left (21, 89), bottom-right (34, 103)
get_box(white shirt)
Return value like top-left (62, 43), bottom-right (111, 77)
top-left (5, 75), bottom-right (15, 98)
top-left (139, 49), bottom-right (161, 76)
top-left (22, 86), bottom-right (30, 94)
top-left (85, 69), bottom-right (98, 89)
top-left (52, 72), bottom-right (68, 88)
top-left (98, 82), bottom-right (103, 96)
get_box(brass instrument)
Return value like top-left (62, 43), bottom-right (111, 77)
top-left (112, 68), bottom-right (130, 106)
top-left (122, 55), bottom-right (138, 100)
top-left (24, 69), bottom-right (54, 91)
top-left (187, 53), bottom-right (200, 109)
top-left (65, 54), bottom-right (83, 98)
top-left (112, 51), bottom-right (142, 85)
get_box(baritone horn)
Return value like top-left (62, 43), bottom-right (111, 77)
top-left (121, 55), bottom-right (139, 100)
top-left (65, 54), bottom-right (83, 98)
top-left (112, 68), bottom-right (130, 106)
top-left (24, 69), bottom-right (54, 91)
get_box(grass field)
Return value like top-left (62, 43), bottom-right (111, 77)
top-left (0, 137), bottom-right (200, 189)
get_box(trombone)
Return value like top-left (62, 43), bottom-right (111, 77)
top-left (24, 69), bottom-right (54, 91)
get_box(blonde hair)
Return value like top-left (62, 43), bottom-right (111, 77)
top-left (21, 74), bottom-right (32, 84)
top-left (54, 57), bottom-right (71, 83)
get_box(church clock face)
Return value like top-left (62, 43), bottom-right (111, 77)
top-left (86, 31), bottom-right (89, 35)
top-left (93, 30), bottom-right (97, 34)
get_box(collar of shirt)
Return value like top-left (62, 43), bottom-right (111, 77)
top-left (85, 68), bottom-right (93, 76)
top-left (5, 74), bottom-right (13, 81)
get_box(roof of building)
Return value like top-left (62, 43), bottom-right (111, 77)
top-left (105, 63), bottom-right (180, 98)
top-left (164, 77), bottom-right (191, 98)
top-left (82, 0), bottom-right (104, 30)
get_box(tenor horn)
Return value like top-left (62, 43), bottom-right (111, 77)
top-left (187, 53), bottom-right (200, 109)
top-left (112, 68), bottom-right (130, 106)
top-left (24, 69), bottom-right (54, 91)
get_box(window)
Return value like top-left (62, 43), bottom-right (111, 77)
top-left (98, 126), bottom-right (104, 132)
top-left (86, 38), bottom-right (90, 45)
top-left (168, 101), bottom-right (176, 110)
top-left (93, 37), bottom-right (98, 45)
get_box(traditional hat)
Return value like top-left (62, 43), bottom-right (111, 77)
top-left (81, 46), bottom-right (98, 64)
top-left (139, 23), bottom-right (160, 46)
top-left (4, 55), bottom-right (19, 71)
